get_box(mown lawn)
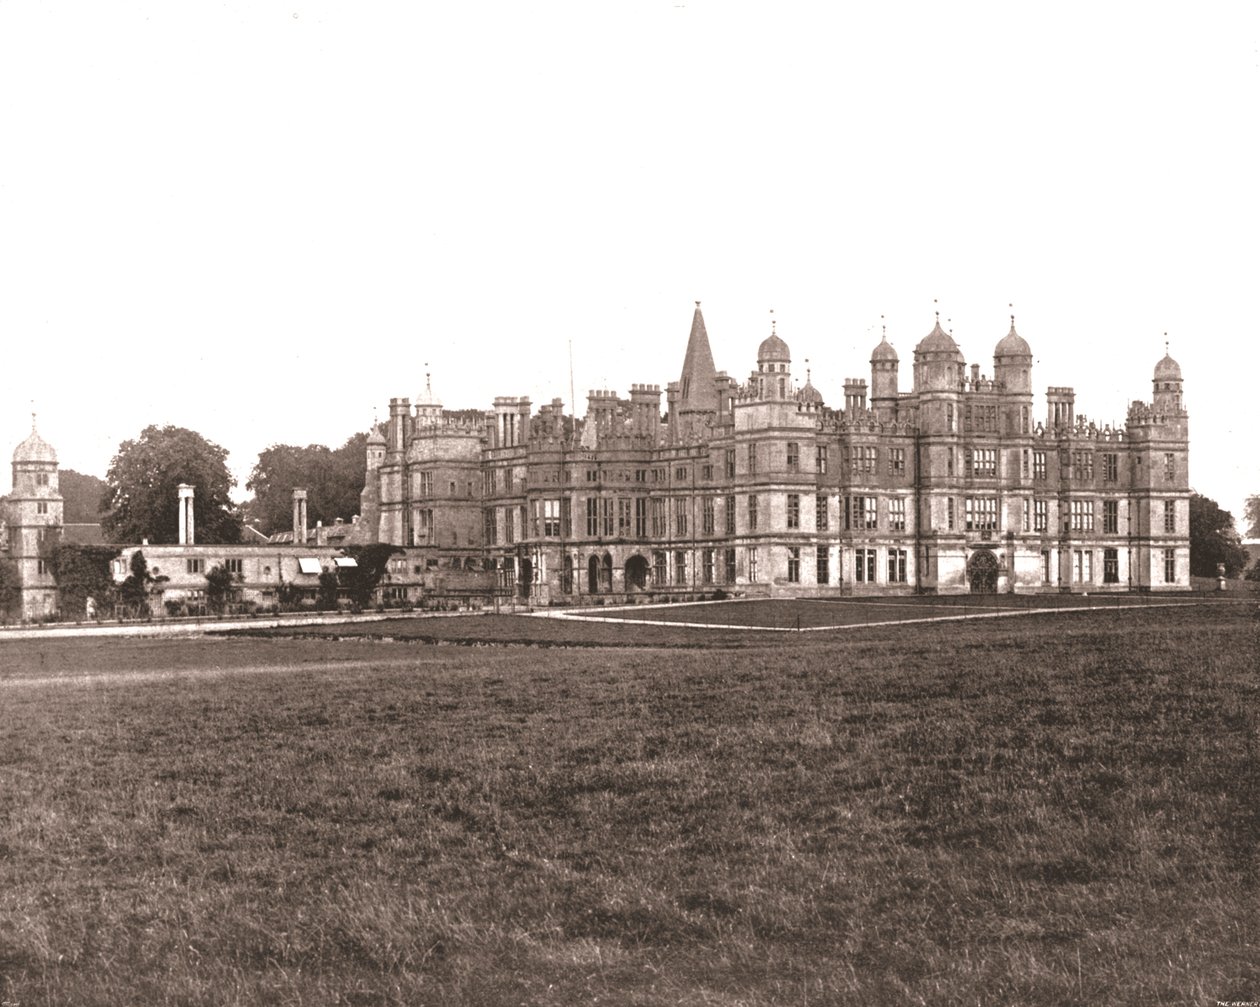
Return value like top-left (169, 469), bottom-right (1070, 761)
top-left (1, 605), bottom-right (1257, 1005)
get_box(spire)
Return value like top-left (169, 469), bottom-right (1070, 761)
top-left (677, 301), bottom-right (719, 412)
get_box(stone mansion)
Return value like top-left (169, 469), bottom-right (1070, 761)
top-left (363, 303), bottom-right (1189, 602)
top-left (1, 303), bottom-right (1190, 619)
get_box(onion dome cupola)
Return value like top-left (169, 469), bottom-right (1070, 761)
top-left (11, 413), bottom-right (60, 498)
top-left (993, 313), bottom-right (1033, 393)
top-left (755, 313), bottom-right (792, 400)
top-left (1152, 336), bottom-right (1184, 412)
top-left (796, 362), bottom-right (824, 406)
top-left (870, 319), bottom-right (899, 403)
top-left (912, 313), bottom-right (965, 392)
top-left (12, 424), bottom-right (57, 465)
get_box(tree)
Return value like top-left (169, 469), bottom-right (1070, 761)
top-left (1244, 495), bottom-right (1260, 540)
top-left (119, 550), bottom-right (165, 617)
top-left (337, 544), bottom-right (400, 609)
top-left (40, 539), bottom-right (121, 620)
top-left (244, 433), bottom-right (368, 536)
top-left (0, 558), bottom-right (21, 623)
top-left (59, 469), bottom-right (109, 524)
top-left (205, 563), bottom-right (242, 614)
top-left (1189, 493), bottom-right (1249, 578)
top-left (100, 425), bottom-right (242, 544)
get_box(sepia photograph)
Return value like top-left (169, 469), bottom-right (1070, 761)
top-left (1, 2), bottom-right (1257, 1004)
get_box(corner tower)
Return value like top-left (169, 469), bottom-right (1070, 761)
top-left (7, 417), bottom-right (63, 620)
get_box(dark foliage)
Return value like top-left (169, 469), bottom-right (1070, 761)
top-left (1189, 493), bottom-right (1249, 577)
top-left (317, 570), bottom-right (340, 610)
top-left (58, 469), bottom-right (109, 524)
top-left (101, 425), bottom-right (242, 545)
top-left (39, 539), bottom-right (120, 619)
top-left (244, 433), bottom-right (369, 535)
top-left (205, 563), bottom-right (242, 614)
top-left (337, 543), bottom-right (400, 608)
top-left (118, 550), bottom-right (164, 617)
top-left (1245, 494), bottom-right (1260, 540)
top-left (0, 557), bottom-right (20, 621)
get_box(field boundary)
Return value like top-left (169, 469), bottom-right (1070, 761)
top-left (531, 598), bottom-right (1218, 633)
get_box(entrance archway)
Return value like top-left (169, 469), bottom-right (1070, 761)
top-left (601, 553), bottom-right (613, 592)
top-left (518, 558), bottom-right (533, 599)
top-left (625, 554), bottom-right (649, 591)
top-left (587, 555), bottom-right (600, 594)
top-left (967, 549), bottom-right (999, 594)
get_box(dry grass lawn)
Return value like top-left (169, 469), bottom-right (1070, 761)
top-left (1, 603), bottom-right (1257, 1005)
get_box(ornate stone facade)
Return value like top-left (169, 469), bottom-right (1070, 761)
top-left (364, 304), bottom-right (1191, 599)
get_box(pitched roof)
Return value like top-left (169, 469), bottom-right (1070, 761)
top-left (677, 303), bottom-right (719, 412)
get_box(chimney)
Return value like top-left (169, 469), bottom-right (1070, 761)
top-left (177, 484), bottom-right (195, 545)
top-left (293, 488), bottom-right (308, 545)
top-left (315, 520), bottom-right (326, 547)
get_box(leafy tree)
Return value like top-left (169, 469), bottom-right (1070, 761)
top-left (245, 433), bottom-right (369, 536)
top-left (59, 469), bottom-right (109, 524)
top-left (0, 558), bottom-right (21, 623)
top-left (337, 544), bottom-right (400, 609)
top-left (1189, 493), bottom-right (1249, 578)
top-left (101, 425), bottom-right (242, 544)
top-left (1245, 558), bottom-right (1260, 583)
top-left (40, 538), bottom-right (120, 620)
top-left (119, 550), bottom-right (165, 617)
top-left (205, 563), bottom-right (243, 614)
top-left (317, 570), bottom-right (340, 610)
top-left (1244, 495), bottom-right (1260, 540)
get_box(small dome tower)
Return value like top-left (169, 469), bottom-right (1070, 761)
top-left (755, 315), bottom-right (792, 400)
top-left (993, 313), bottom-right (1032, 393)
top-left (1152, 337), bottom-right (1184, 413)
top-left (8, 414), bottom-right (62, 620)
top-left (912, 313), bottom-right (965, 392)
top-left (870, 318), bottom-right (899, 413)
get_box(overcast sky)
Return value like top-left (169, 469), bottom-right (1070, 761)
top-left (2, 2), bottom-right (1257, 519)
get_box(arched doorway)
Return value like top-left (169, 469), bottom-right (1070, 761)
top-left (518, 558), bottom-right (533, 599)
top-left (625, 554), bottom-right (649, 591)
top-left (587, 555), bottom-right (600, 594)
top-left (601, 553), bottom-right (613, 592)
top-left (967, 549), bottom-right (999, 594)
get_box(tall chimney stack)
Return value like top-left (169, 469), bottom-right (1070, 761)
top-left (293, 488), bottom-right (308, 545)
top-left (178, 484), bottom-right (195, 545)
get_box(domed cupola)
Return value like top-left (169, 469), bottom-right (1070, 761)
top-left (1153, 352), bottom-right (1182, 382)
top-left (12, 422), bottom-right (57, 465)
top-left (995, 316), bottom-right (1031, 358)
top-left (869, 319), bottom-right (900, 408)
top-left (754, 314), bottom-right (793, 400)
top-left (796, 364), bottom-right (824, 406)
top-left (1152, 336), bottom-right (1184, 412)
top-left (758, 331), bottom-right (791, 365)
top-left (871, 334), bottom-right (899, 363)
top-left (993, 313), bottom-right (1033, 393)
top-left (914, 316), bottom-right (962, 356)
top-left (912, 313), bottom-right (965, 393)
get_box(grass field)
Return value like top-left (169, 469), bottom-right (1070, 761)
top-left (2, 602), bottom-right (1258, 1005)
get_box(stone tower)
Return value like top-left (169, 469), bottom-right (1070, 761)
top-left (7, 417), bottom-right (63, 620)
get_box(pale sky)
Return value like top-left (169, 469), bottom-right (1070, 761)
top-left (2, 2), bottom-right (1257, 519)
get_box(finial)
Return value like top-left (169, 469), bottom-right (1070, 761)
top-left (1164, 332), bottom-right (1169, 355)
top-left (1009, 302), bottom-right (1015, 329)
top-left (805, 358), bottom-right (811, 382)
top-left (695, 300), bottom-right (701, 308)
top-left (947, 317), bottom-right (953, 335)
top-left (934, 298), bottom-right (939, 323)
top-left (881, 313), bottom-right (886, 340)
